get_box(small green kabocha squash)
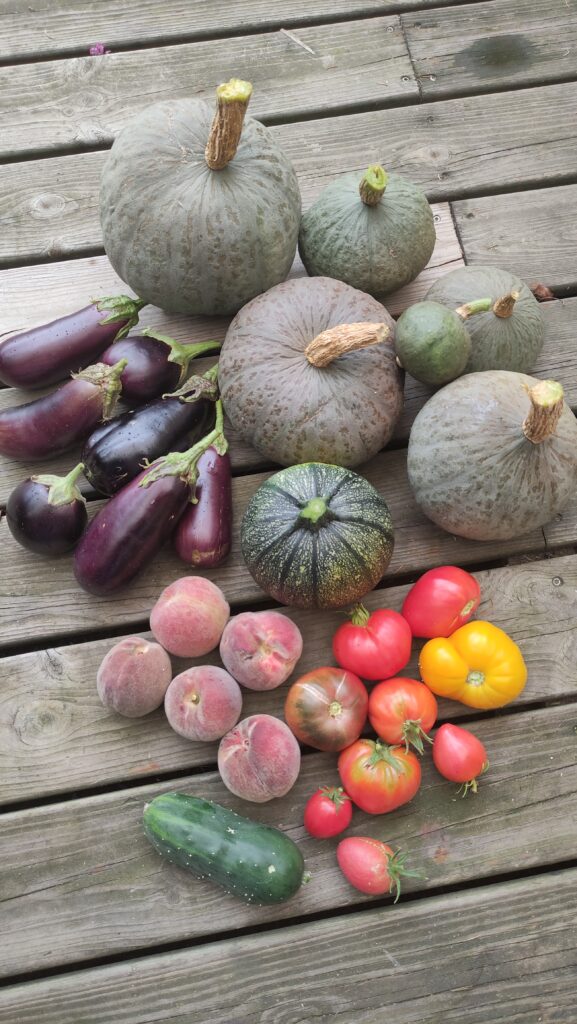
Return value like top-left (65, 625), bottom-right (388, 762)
top-left (408, 372), bottom-right (577, 541)
top-left (99, 79), bottom-right (301, 315)
top-left (241, 462), bottom-right (395, 609)
top-left (298, 165), bottom-right (436, 297)
top-left (218, 276), bottom-right (403, 469)
top-left (426, 266), bottom-right (544, 373)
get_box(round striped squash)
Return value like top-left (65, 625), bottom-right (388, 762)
top-left (241, 463), bottom-right (394, 610)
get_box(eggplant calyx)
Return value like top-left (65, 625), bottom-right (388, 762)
top-left (164, 367), bottom-right (220, 405)
top-left (33, 462), bottom-right (87, 507)
top-left (139, 399), bottom-right (228, 499)
top-left (74, 358), bottom-right (128, 421)
top-left (93, 294), bottom-right (147, 340)
top-left (142, 328), bottom-right (222, 386)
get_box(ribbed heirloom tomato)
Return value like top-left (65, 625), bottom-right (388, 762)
top-left (338, 738), bottom-right (421, 814)
top-left (332, 605), bottom-right (412, 681)
top-left (402, 565), bottom-right (481, 638)
top-left (368, 677), bottom-right (437, 753)
top-left (284, 667), bottom-right (368, 752)
top-left (419, 620), bottom-right (527, 709)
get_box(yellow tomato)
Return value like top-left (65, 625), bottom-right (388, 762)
top-left (418, 620), bottom-right (527, 709)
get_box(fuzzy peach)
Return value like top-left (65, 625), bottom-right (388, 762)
top-left (164, 666), bottom-right (242, 742)
top-left (96, 636), bottom-right (172, 717)
top-left (150, 576), bottom-right (230, 658)
top-left (219, 610), bottom-right (303, 691)
top-left (218, 714), bottom-right (301, 802)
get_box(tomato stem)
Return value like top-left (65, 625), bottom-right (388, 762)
top-left (402, 719), bottom-right (433, 756)
top-left (349, 603), bottom-right (370, 627)
top-left (320, 785), bottom-right (350, 809)
top-left (385, 849), bottom-right (425, 903)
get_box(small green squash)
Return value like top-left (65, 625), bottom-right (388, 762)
top-left (408, 372), bottom-right (577, 541)
top-left (143, 793), bottom-right (305, 905)
top-left (426, 266), bottom-right (544, 373)
top-left (241, 462), bottom-right (394, 609)
top-left (298, 164), bottom-right (436, 297)
top-left (395, 300), bottom-right (472, 387)
top-left (100, 79), bottom-right (301, 315)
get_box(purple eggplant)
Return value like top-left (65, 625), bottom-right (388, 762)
top-left (74, 400), bottom-right (228, 595)
top-left (173, 447), bottom-right (232, 567)
top-left (6, 463), bottom-right (88, 556)
top-left (0, 359), bottom-right (127, 461)
top-left (81, 367), bottom-right (218, 495)
top-left (100, 331), bottom-right (221, 403)
top-left (0, 294), bottom-right (145, 390)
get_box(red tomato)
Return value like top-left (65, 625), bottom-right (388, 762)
top-left (303, 786), bottom-right (353, 839)
top-left (284, 667), bottom-right (368, 752)
top-left (338, 737), bottom-right (421, 814)
top-left (401, 566), bottom-right (481, 638)
top-left (432, 723), bottom-right (488, 794)
top-left (368, 677), bottom-right (438, 754)
top-left (332, 605), bottom-right (412, 681)
top-left (337, 837), bottom-right (419, 901)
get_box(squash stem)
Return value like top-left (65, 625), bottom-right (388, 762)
top-left (305, 322), bottom-right (390, 367)
top-left (493, 290), bottom-right (520, 318)
top-left (359, 165), bottom-right (388, 206)
top-left (523, 379), bottom-right (564, 444)
top-left (455, 297), bottom-right (493, 320)
top-left (299, 497), bottom-right (327, 525)
top-left (205, 78), bottom-right (253, 170)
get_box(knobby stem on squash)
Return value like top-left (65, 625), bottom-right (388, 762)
top-left (205, 78), bottom-right (253, 170)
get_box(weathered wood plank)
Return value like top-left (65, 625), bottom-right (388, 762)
top-left (3, 290), bottom-right (576, 506)
top-left (453, 183), bottom-right (577, 293)
top-left (403, 0), bottom-right (577, 98)
top-left (1, 554), bottom-right (576, 806)
top-left (1, 866), bottom-right (576, 1024)
top-left (3, 81), bottom-right (577, 265)
top-left (0, 0), bottom-right (492, 62)
top-left (3, 442), bottom-right (575, 650)
top-left (0, 19), bottom-right (417, 160)
top-left (1, 701), bottom-right (575, 977)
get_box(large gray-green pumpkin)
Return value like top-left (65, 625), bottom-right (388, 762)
top-left (99, 80), bottom-right (301, 316)
top-left (407, 371), bottom-right (577, 541)
top-left (426, 266), bottom-right (544, 373)
top-left (218, 276), bottom-right (403, 468)
top-left (298, 165), bottom-right (436, 297)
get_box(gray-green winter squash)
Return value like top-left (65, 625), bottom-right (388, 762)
top-left (407, 372), bottom-right (577, 541)
top-left (99, 79), bottom-right (301, 316)
top-left (298, 165), bottom-right (436, 297)
top-left (241, 462), bottom-right (395, 609)
top-left (426, 266), bottom-right (544, 373)
top-left (218, 276), bottom-right (403, 468)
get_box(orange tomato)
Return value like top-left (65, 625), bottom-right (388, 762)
top-left (418, 620), bottom-right (527, 709)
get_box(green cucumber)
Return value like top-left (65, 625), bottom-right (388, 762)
top-left (143, 792), bottom-right (306, 905)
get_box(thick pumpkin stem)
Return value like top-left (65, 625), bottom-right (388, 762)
top-left (305, 322), bottom-right (390, 368)
top-left (455, 297), bottom-right (493, 320)
top-left (359, 165), bottom-right (388, 206)
top-left (523, 379), bottom-right (564, 444)
top-left (493, 290), bottom-right (520, 318)
top-left (205, 79), bottom-right (253, 170)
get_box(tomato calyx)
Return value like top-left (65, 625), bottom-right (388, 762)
top-left (466, 670), bottom-right (486, 687)
top-left (328, 700), bottom-right (344, 718)
top-left (457, 759), bottom-right (490, 798)
top-left (349, 603), bottom-right (371, 627)
top-left (402, 718), bottom-right (434, 756)
top-left (383, 849), bottom-right (425, 904)
top-left (366, 740), bottom-right (404, 770)
top-left (320, 785), bottom-right (350, 809)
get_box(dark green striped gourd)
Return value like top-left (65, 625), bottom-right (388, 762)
top-left (143, 793), bottom-right (305, 905)
top-left (241, 462), bottom-right (394, 609)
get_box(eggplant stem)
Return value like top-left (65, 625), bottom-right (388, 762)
top-left (141, 328), bottom-right (221, 385)
top-left (139, 399), bottom-right (228, 499)
top-left (33, 462), bottom-right (87, 507)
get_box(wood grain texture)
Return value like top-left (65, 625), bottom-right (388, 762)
top-left (1, 701), bottom-right (576, 977)
top-left (2, 553), bottom-right (576, 805)
top-left (1, 866), bottom-right (576, 1024)
top-left (0, 0), bottom-right (490, 61)
top-left (4, 443), bottom-right (576, 650)
top-left (454, 183), bottom-right (577, 293)
top-left (0, 18), bottom-right (417, 160)
top-left (3, 81), bottom-right (577, 266)
top-left (403, 0), bottom-right (577, 98)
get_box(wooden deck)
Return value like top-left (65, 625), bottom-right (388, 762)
top-left (1, 1), bottom-right (577, 1020)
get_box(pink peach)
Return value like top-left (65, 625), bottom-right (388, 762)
top-left (219, 610), bottom-right (303, 690)
top-left (164, 666), bottom-right (242, 742)
top-left (96, 636), bottom-right (172, 717)
top-left (150, 576), bottom-right (230, 658)
top-left (218, 714), bottom-right (301, 802)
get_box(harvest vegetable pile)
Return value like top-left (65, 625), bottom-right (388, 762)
top-left (2, 77), bottom-right (573, 907)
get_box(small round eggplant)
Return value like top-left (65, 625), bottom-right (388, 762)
top-left (0, 359), bottom-right (127, 461)
top-left (100, 331), bottom-right (221, 403)
top-left (81, 369), bottom-right (218, 495)
top-left (0, 295), bottom-right (145, 390)
top-left (74, 400), bottom-right (228, 595)
top-left (6, 463), bottom-right (87, 556)
top-left (173, 448), bottom-right (232, 567)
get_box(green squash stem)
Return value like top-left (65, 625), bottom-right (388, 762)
top-left (299, 497), bottom-right (328, 526)
top-left (522, 379), bottom-right (564, 444)
top-left (33, 462), bottom-right (87, 508)
top-left (305, 321), bottom-right (390, 368)
top-left (455, 297), bottom-right (494, 319)
top-left (359, 164), bottom-right (388, 206)
top-left (205, 78), bottom-right (253, 170)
